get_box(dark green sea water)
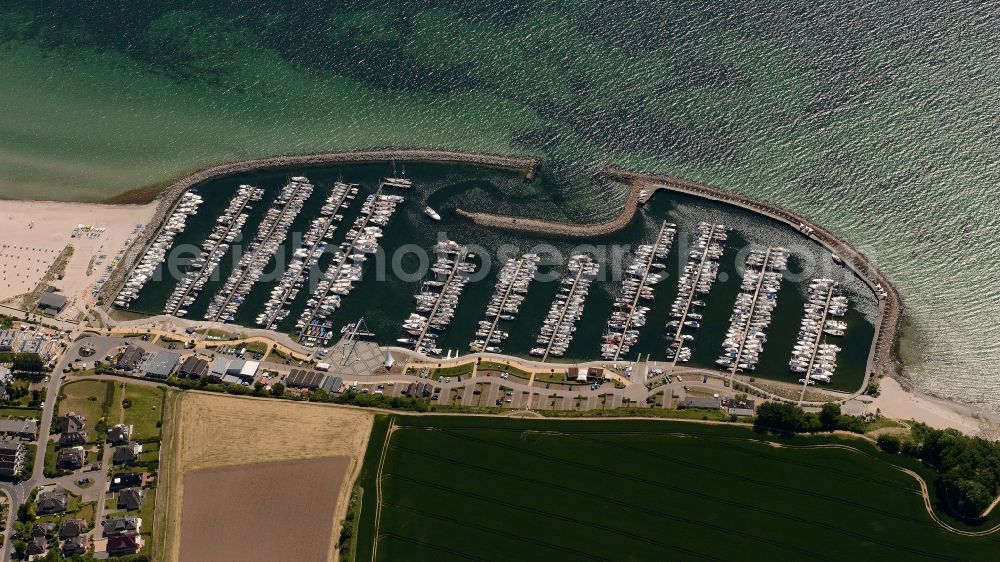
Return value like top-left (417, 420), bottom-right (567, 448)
top-left (0, 2), bottom-right (996, 407)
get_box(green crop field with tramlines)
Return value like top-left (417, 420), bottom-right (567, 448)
top-left (350, 416), bottom-right (1000, 561)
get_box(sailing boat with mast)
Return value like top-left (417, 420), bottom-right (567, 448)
top-left (380, 160), bottom-right (413, 189)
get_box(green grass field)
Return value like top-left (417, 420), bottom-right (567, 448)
top-left (353, 416), bottom-right (1000, 561)
top-left (0, 407), bottom-right (41, 419)
top-left (58, 380), bottom-right (113, 429)
top-left (121, 384), bottom-right (166, 441)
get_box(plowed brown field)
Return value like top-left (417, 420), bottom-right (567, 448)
top-left (157, 392), bottom-right (373, 562)
top-left (179, 457), bottom-right (350, 561)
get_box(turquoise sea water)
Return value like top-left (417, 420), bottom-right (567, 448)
top-left (0, 2), bottom-right (997, 408)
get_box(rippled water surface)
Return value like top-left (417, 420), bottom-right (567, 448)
top-left (0, 2), bottom-right (997, 408)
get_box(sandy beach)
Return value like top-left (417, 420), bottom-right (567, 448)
top-left (0, 200), bottom-right (156, 319)
top-left (841, 375), bottom-right (1000, 438)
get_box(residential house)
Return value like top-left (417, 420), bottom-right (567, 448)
top-left (57, 446), bottom-right (86, 470)
top-left (113, 441), bottom-right (142, 465)
top-left (26, 535), bottom-right (47, 557)
top-left (0, 440), bottom-right (25, 478)
top-left (106, 423), bottom-right (133, 446)
top-left (117, 487), bottom-right (144, 511)
top-left (56, 412), bottom-right (87, 445)
top-left (36, 490), bottom-right (68, 515)
top-left (179, 356), bottom-right (209, 379)
top-left (116, 345), bottom-right (146, 371)
top-left (31, 523), bottom-right (53, 537)
top-left (0, 418), bottom-right (38, 439)
top-left (59, 519), bottom-right (86, 539)
top-left (107, 533), bottom-right (143, 556)
top-left (144, 351), bottom-right (180, 378)
top-left (108, 472), bottom-right (142, 492)
top-left (61, 535), bottom-right (88, 556)
top-left (103, 515), bottom-right (141, 536)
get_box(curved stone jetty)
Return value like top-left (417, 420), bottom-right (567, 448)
top-left (455, 179), bottom-right (644, 239)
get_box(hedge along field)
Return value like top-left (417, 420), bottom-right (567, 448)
top-left (354, 417), bottom-right (1000, 562)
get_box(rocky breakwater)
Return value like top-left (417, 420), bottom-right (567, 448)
top-left (100, 149), bottom-right (539, 308)
top-left (454, 179), bottom-right (645, 239)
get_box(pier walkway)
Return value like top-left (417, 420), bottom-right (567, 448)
top-left (798, 286), bottom-right (835, 404)
top-left (413, 249), bottom-right (469, 352)
top-left (479, 257), bottom-right (529, 353)
top-left (668, 223), bottom-right (718, 370)
top-left (541, 264), bottom-right (587, 362)
top-left (611, 220), bottom-right (673, 361)
top-left (727, 247), bottom-right (774, 384)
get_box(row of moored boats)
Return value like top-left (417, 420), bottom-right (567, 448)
top-left (665, 222), bottom-right (728, 362)
top-left (116, 192), bottom-right (203, 309)
top-left (791, 278), bottom-right (848, 384)
top-left (400, 240), bottom-right (476, 356)
top-left (469, 253), bottom-right (540, 353)
top-left (715, 247), bottom-right (790, 372)
top-left (204, 177), bottom-right (314, 322)
top-left (296, 192), bottom-right (405, 346)
top-left (255, 182), bottom-right (359, 329)
top-left (601, 221), bottom-right (677, 360)
top-left (531, 255), bottom-right (600, 359)
top-left (163, 185), bottom-right (262, 316)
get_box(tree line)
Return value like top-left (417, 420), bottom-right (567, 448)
top-left (877, 425), bottom-right (1000, 519)
top-left (754, 401), bottom-right (1000, 520)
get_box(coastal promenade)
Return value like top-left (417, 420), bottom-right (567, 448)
top-left (98, 149), bottom-right (540, 308)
